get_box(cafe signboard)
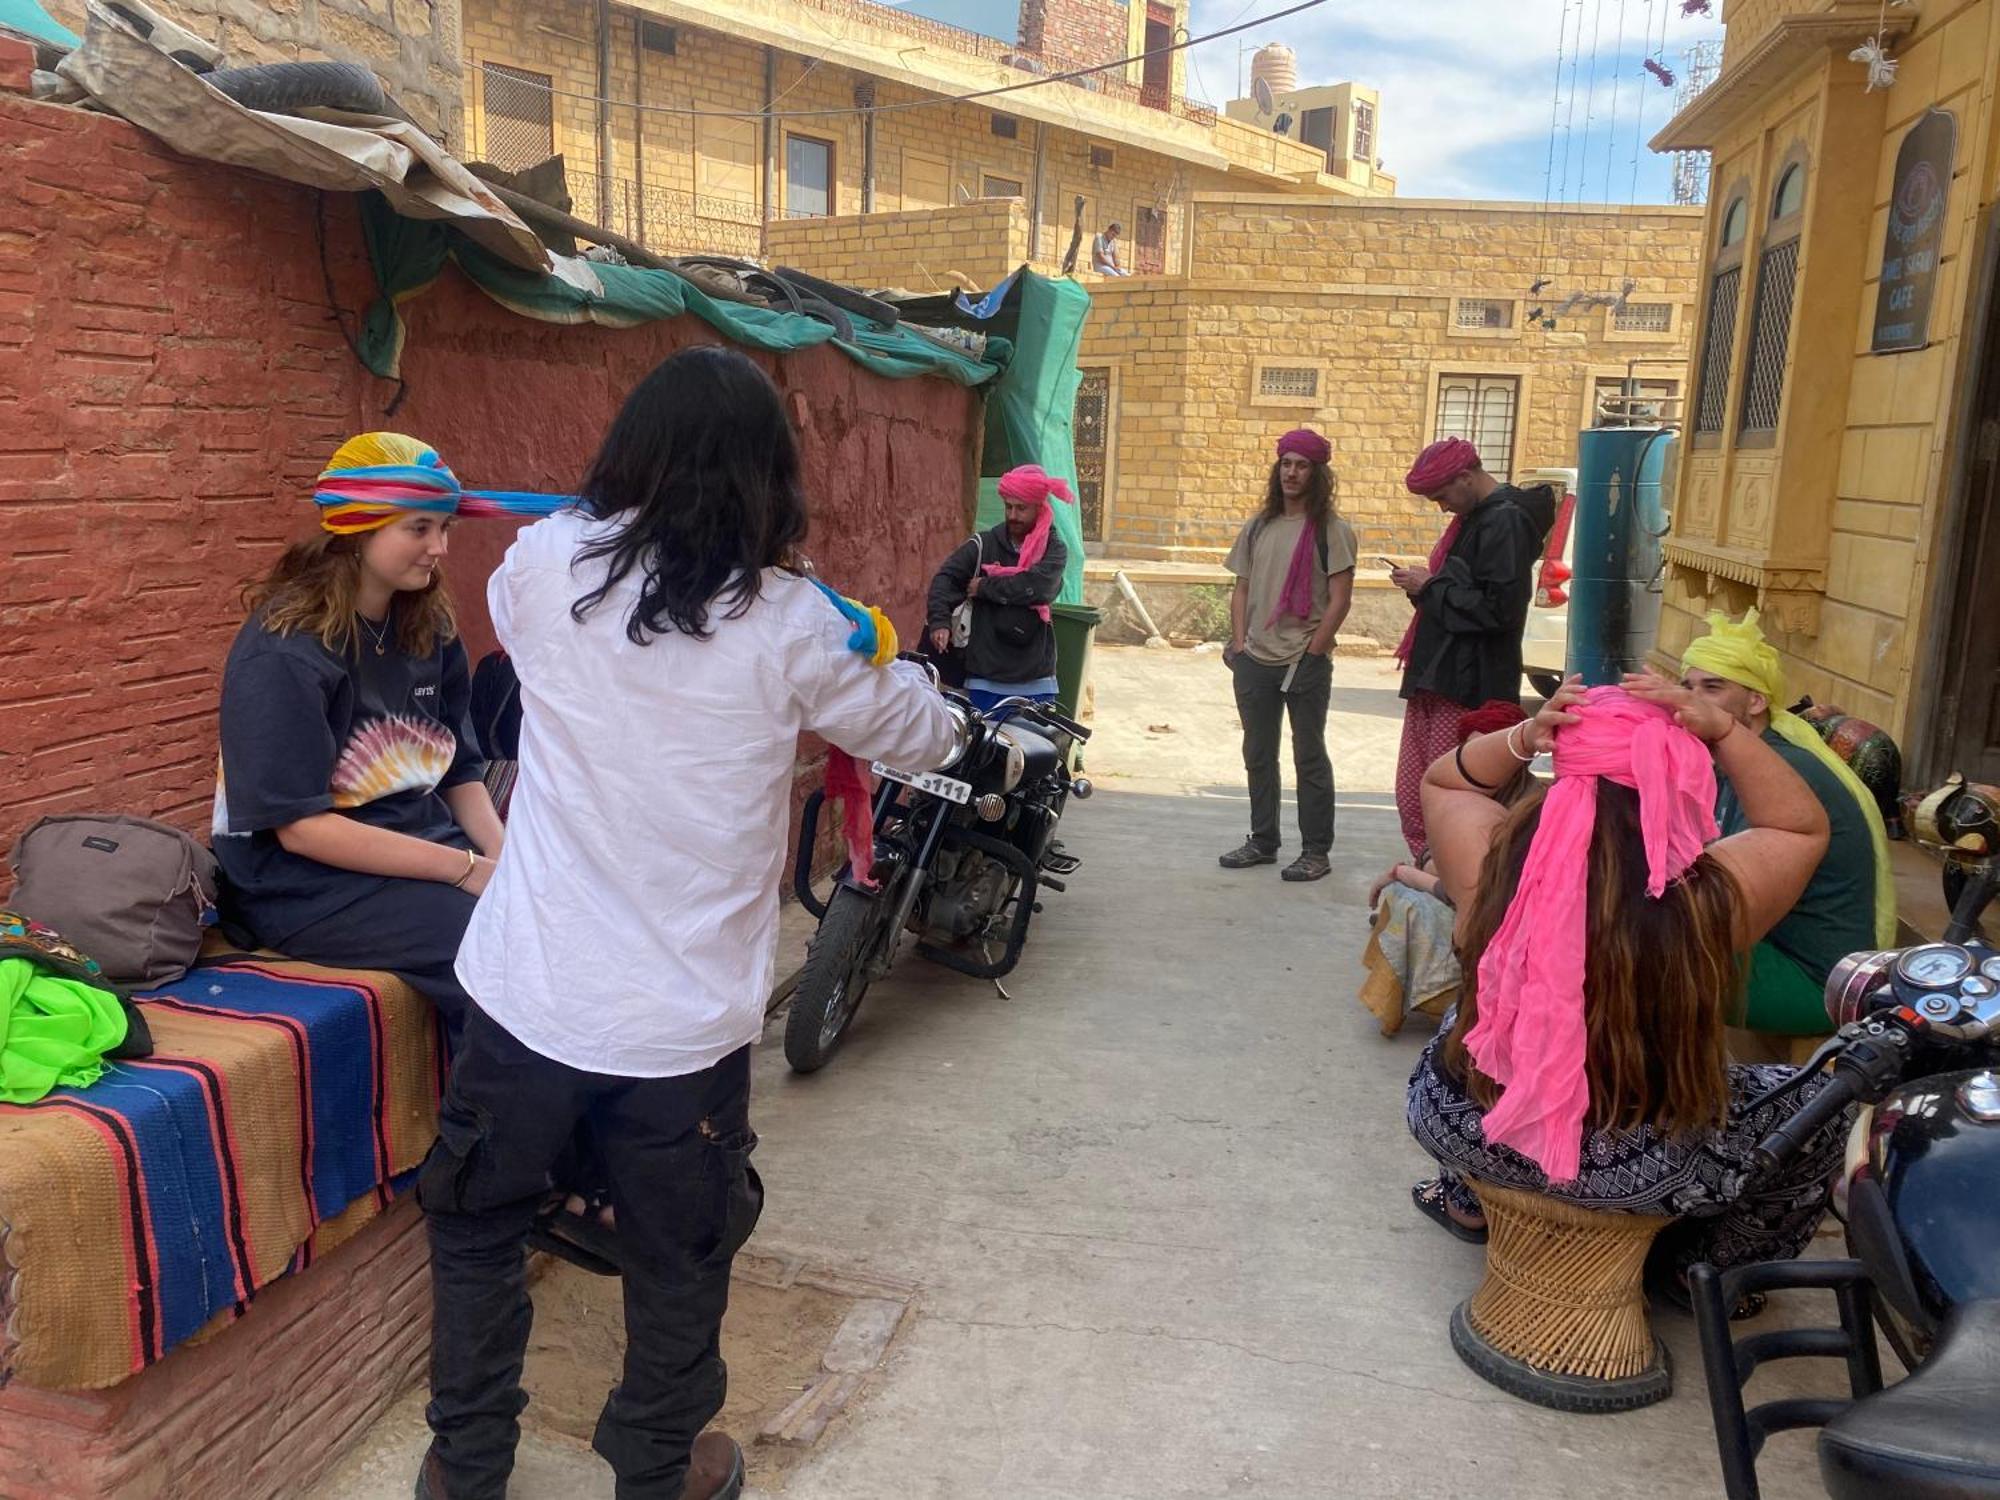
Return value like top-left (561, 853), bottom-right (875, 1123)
top-left (1872, 109), bottom-right (1957, 354)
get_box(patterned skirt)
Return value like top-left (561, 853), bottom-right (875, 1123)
top-left (1407, 1029), bottom-right (1852, 1273)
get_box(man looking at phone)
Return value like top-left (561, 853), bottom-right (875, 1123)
top-left (1389, 437), bottom-right (1543, 860)
top-left (1218, 428), bottom-right (1357, 883)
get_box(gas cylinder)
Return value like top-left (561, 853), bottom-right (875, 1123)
top-left (1565, 424), bottom-right (1677, 684)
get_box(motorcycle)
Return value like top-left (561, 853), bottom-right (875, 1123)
top-left (784, 677), bottom-right (1092, 1073)
top-left (1693, 777), bottom-right (2000, 1500)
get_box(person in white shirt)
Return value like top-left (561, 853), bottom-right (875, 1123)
top-left (1090, 221), bottom-right (1129, 276)
top-left (415, 347), bottom-right (961, 1500)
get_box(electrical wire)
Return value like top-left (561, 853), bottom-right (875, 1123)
top-left (1534, 0), bottom-right (1574, 287)
top-left (1602, 0), bottom-right (1627, 202)
top-left (506, 0), bottom-right (1332, 122)
top-left (1557, 0), bottom-right (1585, 202)
top-left (1577, 0), bottom-right (1604, 203)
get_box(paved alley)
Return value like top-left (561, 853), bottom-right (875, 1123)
top-left (319, 647), bottom-right (1835, 1500)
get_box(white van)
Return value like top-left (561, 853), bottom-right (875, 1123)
top-left (1515, 466), bottom-right (1577, 700)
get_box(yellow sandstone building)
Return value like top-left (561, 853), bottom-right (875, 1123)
top-left (1652, 0), bottom-right (2000, 785)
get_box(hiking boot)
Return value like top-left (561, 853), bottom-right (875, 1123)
top-left (1218, 841), bottom-right (1278, 869)
top-left (1282, 853), bottom-right (1331, 882)
top-left (678, 1433), bottom-right (746, 1500)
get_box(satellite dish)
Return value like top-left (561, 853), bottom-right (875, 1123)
top-left (1252, 76), bottom-right (1274, 115)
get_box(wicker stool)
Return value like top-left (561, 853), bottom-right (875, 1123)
top-left (1449, 1178), bottom-right (1674, 1413)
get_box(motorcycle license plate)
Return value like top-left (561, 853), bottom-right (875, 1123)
top-left (870, 762), bottom-right (972, 805)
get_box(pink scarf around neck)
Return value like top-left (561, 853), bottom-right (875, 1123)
top-left (1461, 688), bottom-right (1718, 1183)
top-left (1392, 517), bottom-right (1462, 665)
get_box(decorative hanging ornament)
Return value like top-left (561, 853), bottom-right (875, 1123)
top-left (1644, 57), bottom-right (1676, 87)
top-left (1850, 35), bottom-right (1898, 91)
top-left (1679, 0), bottom-right (1711, 16)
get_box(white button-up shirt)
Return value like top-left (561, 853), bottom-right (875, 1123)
top-left (457, 510), bottom-right (960, 1077)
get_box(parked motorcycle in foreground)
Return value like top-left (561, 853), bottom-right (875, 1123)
top-left (785, 678), bottom-right (1091, 1073)
top-left (1694, 777), bottom-right (2000, 1500)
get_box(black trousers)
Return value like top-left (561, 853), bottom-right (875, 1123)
top-left (417, 1006), bottom-right (763, 1500)
top-left (1232, 651), bottom-right (1335, 856)
top-left (272, 877), bottom-right (478, 1047)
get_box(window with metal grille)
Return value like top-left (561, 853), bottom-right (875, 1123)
top-left (983, 174), bottom-right (1023, 199)
top-left (1613, 301), bottom-right (1674, 334)
top-left (991, 114), bottom-right (1019, 139)
top-left (1740, 238), bottom-right (1800, 433)
top-left (1352, 100), bottom-right (1375, 163)
top-left (1433, 374), bottom-right (1519, 482)
top-left (1692, 266), bottom-right (1741, 434)
top-left (1090, 146), bottom-right (1114, 169)
top-left (639, 20), bottom-right (675, 53)
top-left (481, 63), bottom-right (554, 171)
top-left (1454, 298), bottom-right (1513, 331)
top-left (1258, 365), bottom-right (1320, 400)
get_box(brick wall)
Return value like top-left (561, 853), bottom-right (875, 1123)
top-left (764, 199), bottom-right (1030, 291)
top-left (460, 0), bottom-right (1210, 270)
top-left (43, 0), bottom-right (463, 142)
top-left (1081, 196), bottom-right (1704, 561)
top-left (1019, 0), bottom-right (1127, 66)
top-left (0, 89), bottom-right (979, 854)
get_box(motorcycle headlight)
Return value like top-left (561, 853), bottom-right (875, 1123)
top-left (994, 729), bottom-right (1027, 793)
top-left (937, 701), bottom-right (975, 770)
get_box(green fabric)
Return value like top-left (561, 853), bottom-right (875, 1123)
top-left (1738, 941), bottom-right (1832, 1036)
top-left (357, 195), bottom-right (1002, 389)
top-left (0, 956), bottom-right (128, 1104)
top-left (0, 0), bottom-right (77, 46)
top-left (1716, 729), bottom-right (1881, 995)
top-left (970, 274), bottom-right (1092, 604)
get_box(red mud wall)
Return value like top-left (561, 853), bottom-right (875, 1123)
top-left (0, 89), bottom-right (980, 858)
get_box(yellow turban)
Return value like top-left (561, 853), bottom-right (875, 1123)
top-left (1683, 609), bottom-right (1895, 946)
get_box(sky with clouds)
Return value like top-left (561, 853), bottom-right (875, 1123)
top-left (1179, 0), bottom-right (1726, 202)
top-left (894, 0), bottom-right (1728, 204)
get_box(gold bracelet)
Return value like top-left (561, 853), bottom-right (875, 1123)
top-left (451, 848), bottom-right (476, 889)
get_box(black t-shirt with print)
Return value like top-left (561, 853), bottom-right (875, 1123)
top-left (212, 613), bottom-right (484, 945)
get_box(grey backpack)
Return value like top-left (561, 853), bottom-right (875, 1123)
top-left (9, 814), bottom-right (218, 989)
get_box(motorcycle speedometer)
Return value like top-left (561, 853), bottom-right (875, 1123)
top-left (1825, 950), bottom-right (1897, 1028)
top-left (1895, 943), bottom-right (1974, 989)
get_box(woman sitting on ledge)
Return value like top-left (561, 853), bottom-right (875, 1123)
top-left (211, 433), bottom-right (543, 1042)
top-left (1406, 673), bottom-right (1854, 1295)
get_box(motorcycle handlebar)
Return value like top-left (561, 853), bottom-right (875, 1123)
top-left (1749, 1068), bottom-right (1862, 1176)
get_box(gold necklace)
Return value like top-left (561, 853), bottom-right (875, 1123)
top-left (359, 613), bottom-right (392, 656)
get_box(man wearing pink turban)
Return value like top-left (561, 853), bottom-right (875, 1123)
top-left (926, 465), bottom-right (1073, 711)
top-left (1390, 437), bottom-right (1548, 861)
top-left (1218, 427), bottom-right (1357, 882)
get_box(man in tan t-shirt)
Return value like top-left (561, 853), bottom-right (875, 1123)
top-left (1219, 428), bottom-right (1357, 882)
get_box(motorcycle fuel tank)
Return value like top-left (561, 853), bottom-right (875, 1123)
top-left (1858, 1068), bottom-right (2000, 1321)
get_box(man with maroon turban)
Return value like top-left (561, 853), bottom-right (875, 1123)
top-left (1218, 427), bottom-right (1357, 883)
top-left (1390, 437), bottom-right (1546, 860)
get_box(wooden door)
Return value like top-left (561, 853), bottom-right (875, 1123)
top-left (1944, 296), bottom-right (2000, 778)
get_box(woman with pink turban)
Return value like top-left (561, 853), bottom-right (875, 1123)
top-left (925, 465), bottom-right (1073, 712)
top-left (1404, 672), bottom-right (1852, 1322)
top-left (1216, 428), bottom-right (1358, 883)
top-left (1390, 437), bottom-right (1550, 863)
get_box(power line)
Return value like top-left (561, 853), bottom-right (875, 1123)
top-left (1602, 0), bottom-right (1628, 202)
top-left (1535, 0), bottom-right (1574, 285)
top-left (508, 0), bottom-right (1331, 122)
top-left (1558, 0), bottom-right (1584, 202)
top-left (1628, 0), bottom-right (1660, 203)
top-left (1577, 0), bottom-right (1605, 204)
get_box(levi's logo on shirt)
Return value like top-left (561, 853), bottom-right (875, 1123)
top-left (413, 684), bottom-right (438, 700)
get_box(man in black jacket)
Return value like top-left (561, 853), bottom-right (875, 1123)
top-left (1389, 437), bottom-right (1543, 859)
top-left (927, 469), bottom-right (1070, 711)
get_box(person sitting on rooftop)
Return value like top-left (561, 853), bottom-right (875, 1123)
top-left (1091, 221), bottom-right (1129, 276)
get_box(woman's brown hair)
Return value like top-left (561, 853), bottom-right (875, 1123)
top-left (1441, 779), bottom-right (1742, 1135)
top-left (244, 532), bottom-right (457, 658)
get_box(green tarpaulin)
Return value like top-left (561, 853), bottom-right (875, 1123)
top-left (357, 195), bottom-right (1004, 390)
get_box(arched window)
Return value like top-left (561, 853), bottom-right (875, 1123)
top-left (1741, 152), bottom-right (1809, 438)
top-left (1693, 189), bottom-right (1751, 437)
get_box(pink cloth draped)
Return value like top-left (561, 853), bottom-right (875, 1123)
top-left (984, 465), bottom-right (1075, 623)
top-left (1392, 518), bottom-right (1462, 665)
top-left (1462, 688), bottom-right (1719, 1183)
top-left (1266, 514), bottom-right (1320, 628)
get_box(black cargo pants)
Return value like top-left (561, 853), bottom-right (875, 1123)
top-left (417, 1004), bottom-right (762, 1500)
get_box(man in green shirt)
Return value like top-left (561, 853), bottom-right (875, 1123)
top-left (1682, 609), bottom-right (1896, 1034)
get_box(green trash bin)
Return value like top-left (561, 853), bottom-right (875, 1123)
top-left (1050, 601), bottom-right (1101, 722)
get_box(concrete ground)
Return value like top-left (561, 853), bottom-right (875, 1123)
top-left (319, 646), bottom-right (1838, 1500)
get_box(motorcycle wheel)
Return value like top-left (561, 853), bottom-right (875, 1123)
top-left (785, 885), bottom-right (884, 1073)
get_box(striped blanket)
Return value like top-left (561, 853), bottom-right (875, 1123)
top-left (0, 956), bottom-right (442, 1390)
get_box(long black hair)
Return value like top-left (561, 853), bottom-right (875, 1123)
top-left (1259, 458), bottom-right (1337, 528)
top-left (571, 346), bottom-right (809, 643)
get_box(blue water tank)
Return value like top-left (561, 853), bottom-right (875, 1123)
top-left (1566, 425), bottom-right (1677, 684)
